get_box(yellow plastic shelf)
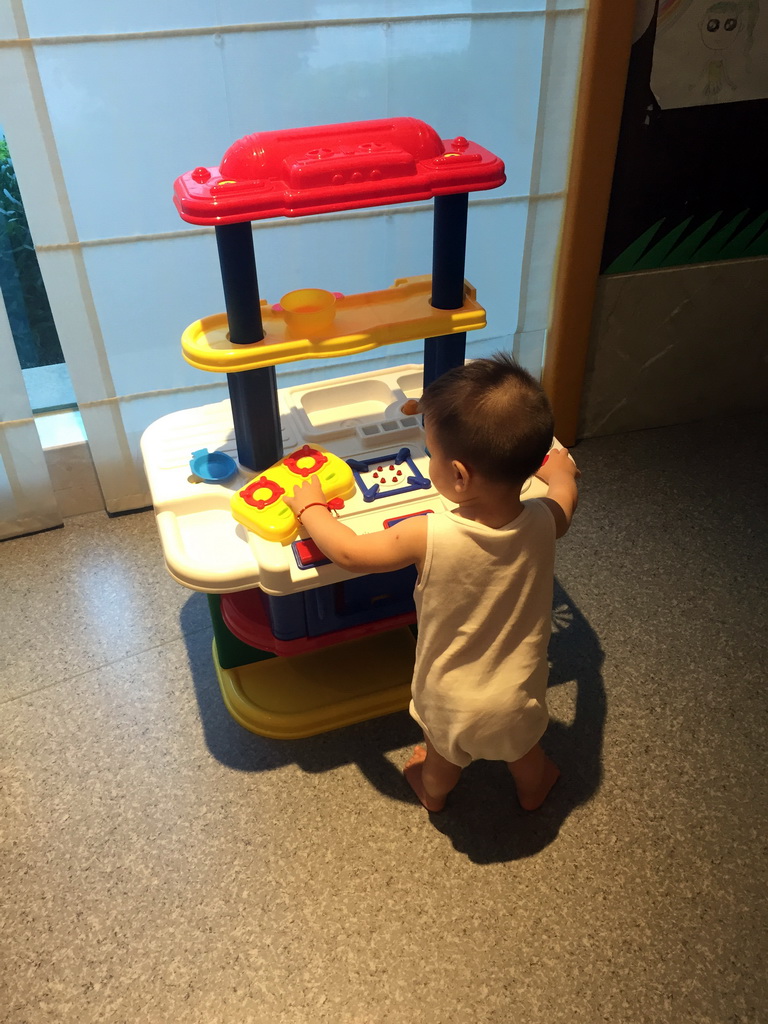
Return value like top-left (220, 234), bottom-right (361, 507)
top-left (213, 629), bottom-right (415, 738)
top-left (182, 275), bottom-right (485, 373)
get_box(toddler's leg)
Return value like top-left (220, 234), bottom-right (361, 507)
top-left (507, 742), bottom-right (560, 810)
top-left (403, 737), bottom-right (462, 812)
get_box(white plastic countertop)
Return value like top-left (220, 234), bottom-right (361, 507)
top-left (140, 364), bottom-right (549, 595)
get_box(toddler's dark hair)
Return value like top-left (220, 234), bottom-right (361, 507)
top-left (419, 353), bottom-right (554, 483)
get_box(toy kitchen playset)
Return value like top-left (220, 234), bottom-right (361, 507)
top-left (141, 117), bottom-right (550, 739)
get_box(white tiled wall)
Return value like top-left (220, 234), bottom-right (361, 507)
top-left (31, 18), bottom-right (548, 242)
top-left (3, 3), bottom-right (587, 514)
top-left (21, 2), bottom-right (584, 38)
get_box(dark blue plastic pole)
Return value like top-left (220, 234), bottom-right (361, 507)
top-left (423, 192), bottom-right (469, 389)
top-left (215, 222), bottom-right (282, 471)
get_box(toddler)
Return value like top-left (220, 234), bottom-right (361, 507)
top-left (284, 354), bottom-right (579, 812)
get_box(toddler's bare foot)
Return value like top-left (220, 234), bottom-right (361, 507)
top-left (508, 745), bottom-right (561, 811)
top-left (516, 759), bottom-right (560, 811)
top-left (403, 745), bottom-right (447, 812)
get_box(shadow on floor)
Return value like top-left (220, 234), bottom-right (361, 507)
top-left (181, 578), bottom-right (605, 862)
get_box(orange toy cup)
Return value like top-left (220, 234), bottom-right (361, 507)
top-left (280, 288), bottom-right (337, 336)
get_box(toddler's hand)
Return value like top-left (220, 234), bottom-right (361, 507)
top-left (283, 475), bottom-right (326, 515)
top-left (535, 446), bottom-right (580, 483)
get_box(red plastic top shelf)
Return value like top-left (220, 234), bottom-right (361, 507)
top-left (173, 117), bottom-right (506, 225)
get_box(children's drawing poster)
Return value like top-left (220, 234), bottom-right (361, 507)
top-left (601, 0), bottom-right (768, 272)
top-left (653, 0), bottom-right (768, 106)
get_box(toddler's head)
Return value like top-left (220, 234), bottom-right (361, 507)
top-left (419, 353), bottom-right (554, 485)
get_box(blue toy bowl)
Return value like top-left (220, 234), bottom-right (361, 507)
top-left (190, 448), bottom-right (238, 482)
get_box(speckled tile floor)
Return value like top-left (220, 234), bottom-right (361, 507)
top-left (1, 412), bottom-right (766, 1024)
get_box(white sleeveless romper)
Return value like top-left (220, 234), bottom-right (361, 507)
top-left (409, 500), bottom-right (556, 766)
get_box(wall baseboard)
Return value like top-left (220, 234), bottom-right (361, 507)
top-left (579, 257), bottom-right (768, 438)
top-left (44, 442), bottom-right (105, 517)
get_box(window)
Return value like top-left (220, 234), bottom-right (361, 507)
top-left (0, 130), bottom-right (76, 413)
top-left (2, 4), bottom-right (586, 516)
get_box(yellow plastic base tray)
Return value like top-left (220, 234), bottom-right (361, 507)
top-left (182, 275), bottom-right (485, 372)
top-left (213, 629), bottom-right (415, 738)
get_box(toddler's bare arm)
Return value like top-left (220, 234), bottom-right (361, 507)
top-left (535, 447), bottom-right (579, 538)
top-left (284, 476), bottom-right (428, 574)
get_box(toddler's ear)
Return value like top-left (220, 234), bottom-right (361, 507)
top-left (401, 398), bottom-right (421, 416)
top-left (451, 460), bottom-right (471, 492)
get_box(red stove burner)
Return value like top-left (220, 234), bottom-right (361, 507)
top-left (239, 476), bottom-right (285, 509)
top-left (283, 445), bottom-right (329, 478)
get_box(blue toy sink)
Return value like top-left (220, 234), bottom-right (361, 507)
top-left (190, 448), bottom-right (238, 482)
